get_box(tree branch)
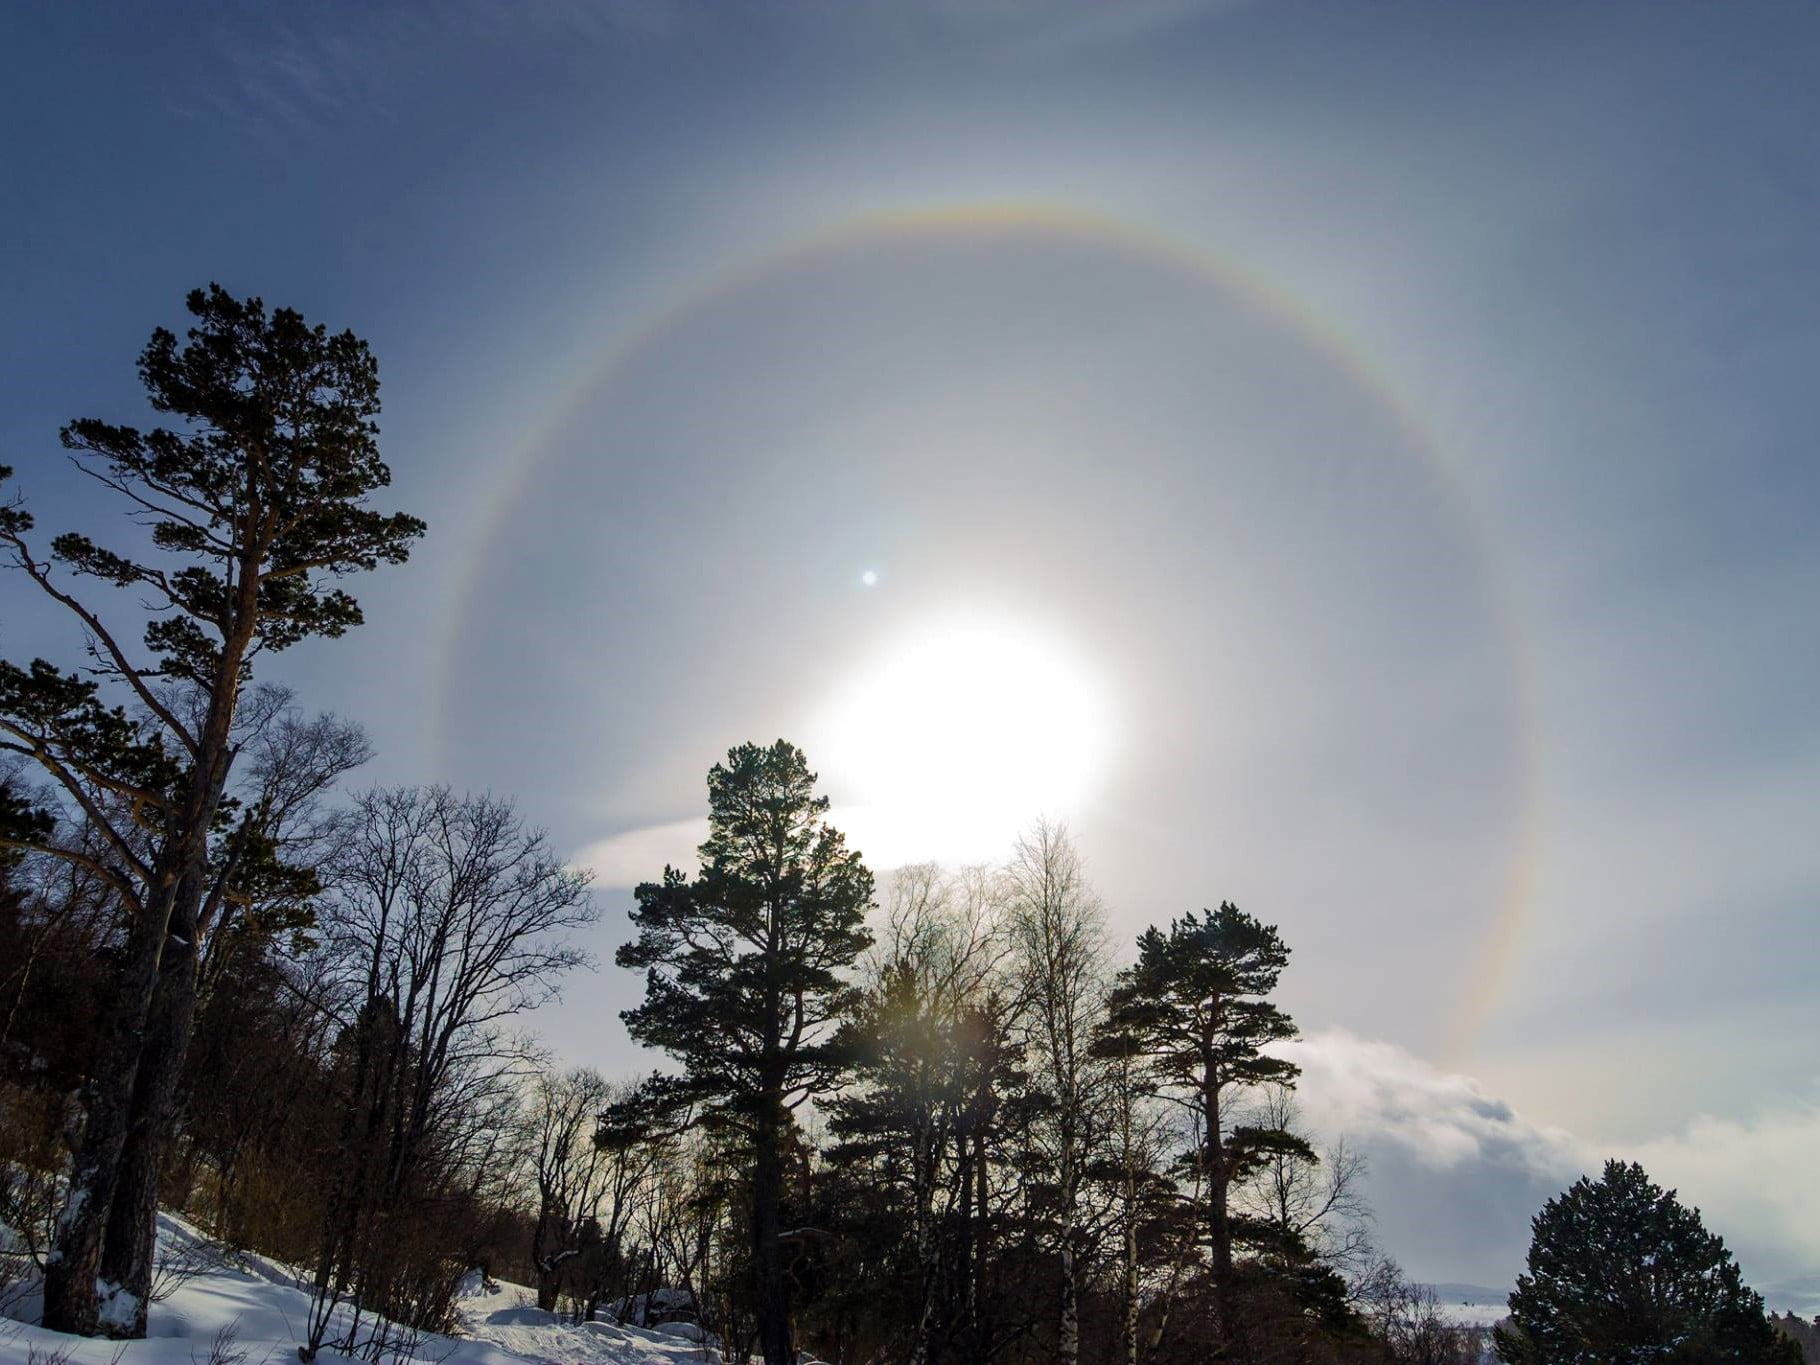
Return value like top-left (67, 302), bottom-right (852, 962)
top-left (0, 836), bottom-right (138, 905)
top-left (0, 530), bottom-right (199, 756)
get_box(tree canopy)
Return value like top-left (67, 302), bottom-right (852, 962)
top-left (1097, 903), bottom-right (1309, 1348)
top-left (617, 739), bottom-right (874, 1365)
top-left (1495, 1159), bottom-right (1798, 1365)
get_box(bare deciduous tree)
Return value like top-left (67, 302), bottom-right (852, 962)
top-left (1005, 820), bottom-right (1108, 1365)
top-left (1232, 1084), bottom-right (1373, 1279)
top-left (523, 1066), bottom-right (651, 1315)
top-left (1359, 1257), bottom-right (1488, 1365)
top-left (302, 786), bottom-right (595, 1361)
top-left (1095, 1018), bottom-right (1175, 1365)
top-left (195, 694), bottom-right (373, 1004)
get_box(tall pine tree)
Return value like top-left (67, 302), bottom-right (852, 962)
top-left (1096, 902), bottom-right (1301, 1354)
top-left (617, 740), bottom-right (873, 1365)
top-left (1, 286), bottom-right (423, 1336)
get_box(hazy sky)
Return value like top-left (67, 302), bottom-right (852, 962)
top-left (4, 0), bottom-right (1817, 1295)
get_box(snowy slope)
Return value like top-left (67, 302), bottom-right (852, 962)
top-left (1, 1215), bottom-right (726, 1365)
top-left (2, 1215), bottom-right (1517, 1361)
top-left (458, 1276), bottom-right (722, 1365)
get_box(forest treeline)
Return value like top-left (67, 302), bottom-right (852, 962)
top-left (0, 752), bottom-right (1479, 1364)
top-left (0, 288), bottom-right (1804, 1365)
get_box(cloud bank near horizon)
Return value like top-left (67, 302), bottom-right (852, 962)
top-left (1288, 1029), bottom-right (1820, 1301)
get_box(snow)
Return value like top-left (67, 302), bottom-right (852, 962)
top-left (459, 1274), bottom-right (732, 1364)
top-left (1424, 1297), bottom-right (1509, 1330)
top-left (1, 1214), bottom-right (731, 1365)
top-left (603, 1291), bottom-right (696, 1329)
top-left (1, 1216), bottom-right (1509, 1359)
top-left (92, 1284), bottom-right (138, 1334)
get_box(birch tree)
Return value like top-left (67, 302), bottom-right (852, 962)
top-left (1004, 821), bottom-right (1108, 1365)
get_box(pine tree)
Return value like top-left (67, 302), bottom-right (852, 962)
top-left (1495, 1160), bottom-right (1800, 1365)
top-left (1, 286), bottom-right (423, 1336)
top-left (1095, 903), bottom-right (1301, 1353)
top-left (617, 740), bottom-right (874, 1365)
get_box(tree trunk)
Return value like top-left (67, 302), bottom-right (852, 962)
top-left (955, 1124), bottom-right (975, 1363)
top-left (972, 1126), bottom-right (991, 1365)
top-left (99, 908), bottom-right (203, 1337)
top-left (40, 891), bottom-right (172, 1336)
top-left (1203, 1061), bottom-right (1241, 1358)
top-left (41, 606), bottom-right (246, 1340)
top-left (1057, 1125), bottom-right (1079, 1365)
top-left (752, 1100), bottom-right (793, 1365)
top-left (304, 997), bottom-right (396, 1360)
top-left (1210, 1148), bottom-right (1234, 1336)
top-left (1122, 1208), bottom-right (1140, 1365)
top-left (1058, 1239), bottom-right (1080, 1365)
top-left (532, 1196), bottom-right (560, 1313)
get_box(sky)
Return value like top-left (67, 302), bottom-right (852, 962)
top-left (3, 0), bottom-right (1818, 1298)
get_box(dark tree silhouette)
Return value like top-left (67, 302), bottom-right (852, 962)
top-left (1096, 903), bottom-right (1302, 1353)
top-left (617, 740), bottom-right (874, 1365)
top-left (0, 285), bottom-right (423, 1336)
top-left (302, 786), bottom-right (595, 1359)
top-left (821, 865), bottom-right (1034, 1365)
top-left (1495, 1160), bottom-right (1799, 1365)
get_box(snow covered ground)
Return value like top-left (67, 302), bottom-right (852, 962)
top-left (460, 1276), bottom-right (723, 1365)
top-left (1426, 1299), bottom-right (1507, 1330)
top-left (2, 1213), bottom-right (1517, 1365)
top-left (0, 1215), bottom-right (728, 1365)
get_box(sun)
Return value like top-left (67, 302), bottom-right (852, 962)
top-left (809, 611), bottom-right (1116, 865)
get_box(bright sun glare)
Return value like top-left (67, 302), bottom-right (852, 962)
top-left (811, 613), bottom-right (1115, 865)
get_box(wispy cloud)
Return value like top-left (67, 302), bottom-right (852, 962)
top-left (571, 803), bottom-right (1022, 890)
top-left (573, 816), bottom-right (706, 888)
top-left (196, 14), bottom-right (406, 129)
top-left (191, 1), bottom-right (690, 130)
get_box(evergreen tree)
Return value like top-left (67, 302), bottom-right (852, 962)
top-left (0, 286), bottom-right (423, 1336)
top-left (1495, 1160), bottom-right (1799, 1365)
top-left (617, 740), bottom-right (874, 1365)
top-left (1095, 902), bottom-right (1301, 1353)
top-left (1769, 1311), bottom-right (1820, 1360)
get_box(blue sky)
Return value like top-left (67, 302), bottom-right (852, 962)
top-left (4, 0), bottom-right (1818, 1292)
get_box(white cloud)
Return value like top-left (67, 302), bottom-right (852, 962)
top-left (1633, 1108), bottom-right (1820, 1293)
top-left (1281, 1029), bottom-right (1820, 1298)
top-left (1286, 1030), bottom-right (1581, 1176)
top-left (573, 804), bottom-right (1020, 890)
top-left (573, 818), bottom-right (706, 888)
